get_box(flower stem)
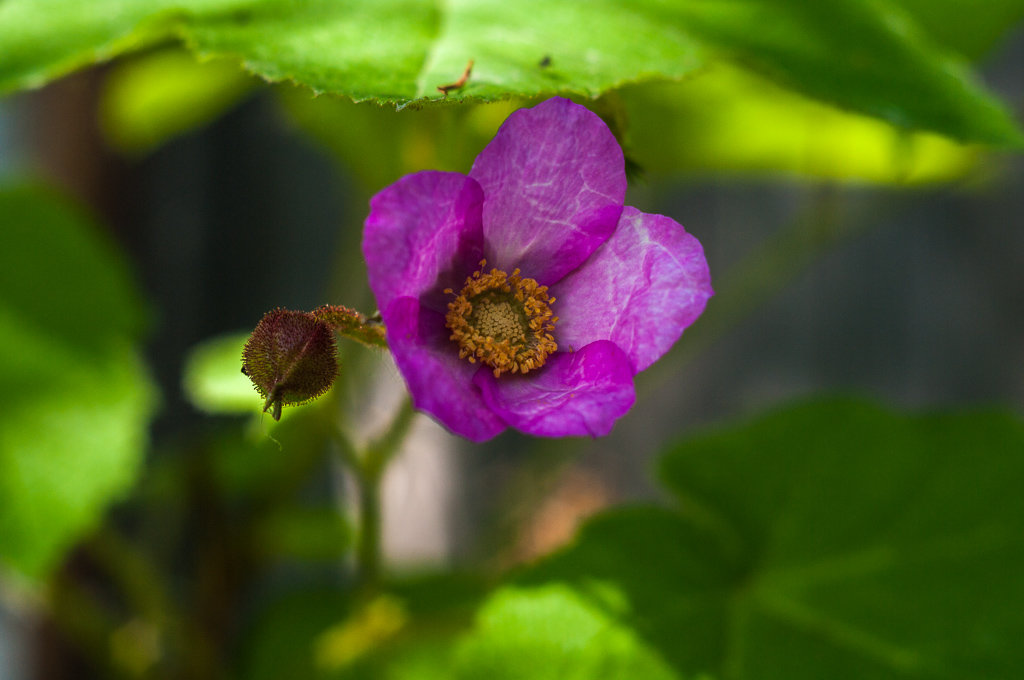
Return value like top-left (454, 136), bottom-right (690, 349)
top-left (313, 304), bottom-right (388, 349)
top-left (332, 397), bottom-right (417, 593)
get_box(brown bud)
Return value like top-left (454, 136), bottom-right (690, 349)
top-left (241, 308), bottom-right (338, 420)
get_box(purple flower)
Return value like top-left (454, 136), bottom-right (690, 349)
top-left (363, 98), bottom-right (712, 442)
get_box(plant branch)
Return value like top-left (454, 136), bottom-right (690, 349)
top-left (330, 397), bottom-right (416, 594)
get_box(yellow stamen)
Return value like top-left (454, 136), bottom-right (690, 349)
top-left (445, 260), bottom-right (557, 377)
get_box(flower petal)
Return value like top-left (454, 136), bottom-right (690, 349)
top-left (363, 171), bottom-right (485, 313)
top-left (474, 340), bottom-right (635, 438)
top-left (552, 207), bottom-right (713, 373)
top-left (384, 296), bottom-right (506, 442)
top-left (469, 97), bottom-right (626, 286)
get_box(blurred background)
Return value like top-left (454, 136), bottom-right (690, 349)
top-left (1, 6), bottom-right (1023, 680)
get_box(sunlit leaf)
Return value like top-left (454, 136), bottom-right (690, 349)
top-left (0, 0), bottom-right (1020, 145)
top-left (182, 332), bottom-right (258, 415)
top-left (454, 584), bottom-right (681, 680)
top-left (100, 48), bottom-right (255, 155)
top-left (523, 399), bottom-right (1024, 679)
top-left (0, 185), bottom-right (156, 582)
top-left (623, 66), bottom-right (981, 184)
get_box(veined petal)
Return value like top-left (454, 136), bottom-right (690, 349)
top-left (384, 297), bottom-right (506, 442)
top-left (552, 207), bottom-right (713, 373)
top-left (469, 97), bottom-right (626, 286)
top-left (363, 171), bottom-right (485, 313)
top-left (474, 341), bottom-right (635, 438)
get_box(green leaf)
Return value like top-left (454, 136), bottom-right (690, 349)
top-left (658, 0), bottom-right (1023, 145)
top-left (0, 185), bottom-right (156, 582)
top-left (0, 0), bottom-right (1020, 146)
top-left (182, 332), bottom-right (260, 415)
top-left (454, 584), bottom-right (682, 680)
top-left (523, 399), bottom-right (1024, 679)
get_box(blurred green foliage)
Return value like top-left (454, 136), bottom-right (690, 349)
top-left (0, 186), bottom-right (156, 581)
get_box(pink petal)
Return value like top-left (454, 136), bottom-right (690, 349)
top-left (469, 98), bottom-right (626, 286)
top-left (474, 340), bottom-right (636, 438)
top-left (384, 297), bottom-right (506, 442)
top-left (552, 207), bottom-right (713, 373)
top-left (363, 171), bottom-right (485, 313)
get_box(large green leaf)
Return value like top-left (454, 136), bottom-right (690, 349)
top-left (523, 399), bottom-right (1024, 679)
top-left (0, 0), bottom-right (1020, 146)
top-left (0, 186), bottom-right (156, 582)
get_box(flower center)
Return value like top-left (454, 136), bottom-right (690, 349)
top-left (445, 260), bottom-right (558, 377)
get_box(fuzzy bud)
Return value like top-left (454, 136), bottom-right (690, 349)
top-left (241, 308), bottom-right (338, 420)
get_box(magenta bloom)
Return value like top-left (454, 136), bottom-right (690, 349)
top-left (363, 98), bottom-right (712, 442)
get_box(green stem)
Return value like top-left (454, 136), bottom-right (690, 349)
top-left (358, 398), bottom-right (416, 591)
top-left (356, 468), bottom-right (383, 591)
top-left (313, 304), bottom-right (388, 349)
top-left (332, 397), bottom-right (416, 593)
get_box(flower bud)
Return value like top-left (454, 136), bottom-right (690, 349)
top-left (241, 308), bottom-right (338, 420)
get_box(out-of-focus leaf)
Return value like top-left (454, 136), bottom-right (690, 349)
top-left (0, 185), bottom-right (156, 582)
top-left (523, 399), bottom-right (1024, 679)
top-left (182, 332), bottom-right (260, 415)
top-left (100, 48), bottom-right (255, 155)
top-left (315, 596), bottom-right (409, 673)
top-left (893, 0), bottom-right (1024, 59)
top-left (0, 0), bottom-right (1020, 146)
top-left (454, 584), bottom-right (681, 680)
top-left (624, 66), bottom-right (980, 184)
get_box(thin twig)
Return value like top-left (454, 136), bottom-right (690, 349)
top-left (438, 60), bottom-right (474, 98)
